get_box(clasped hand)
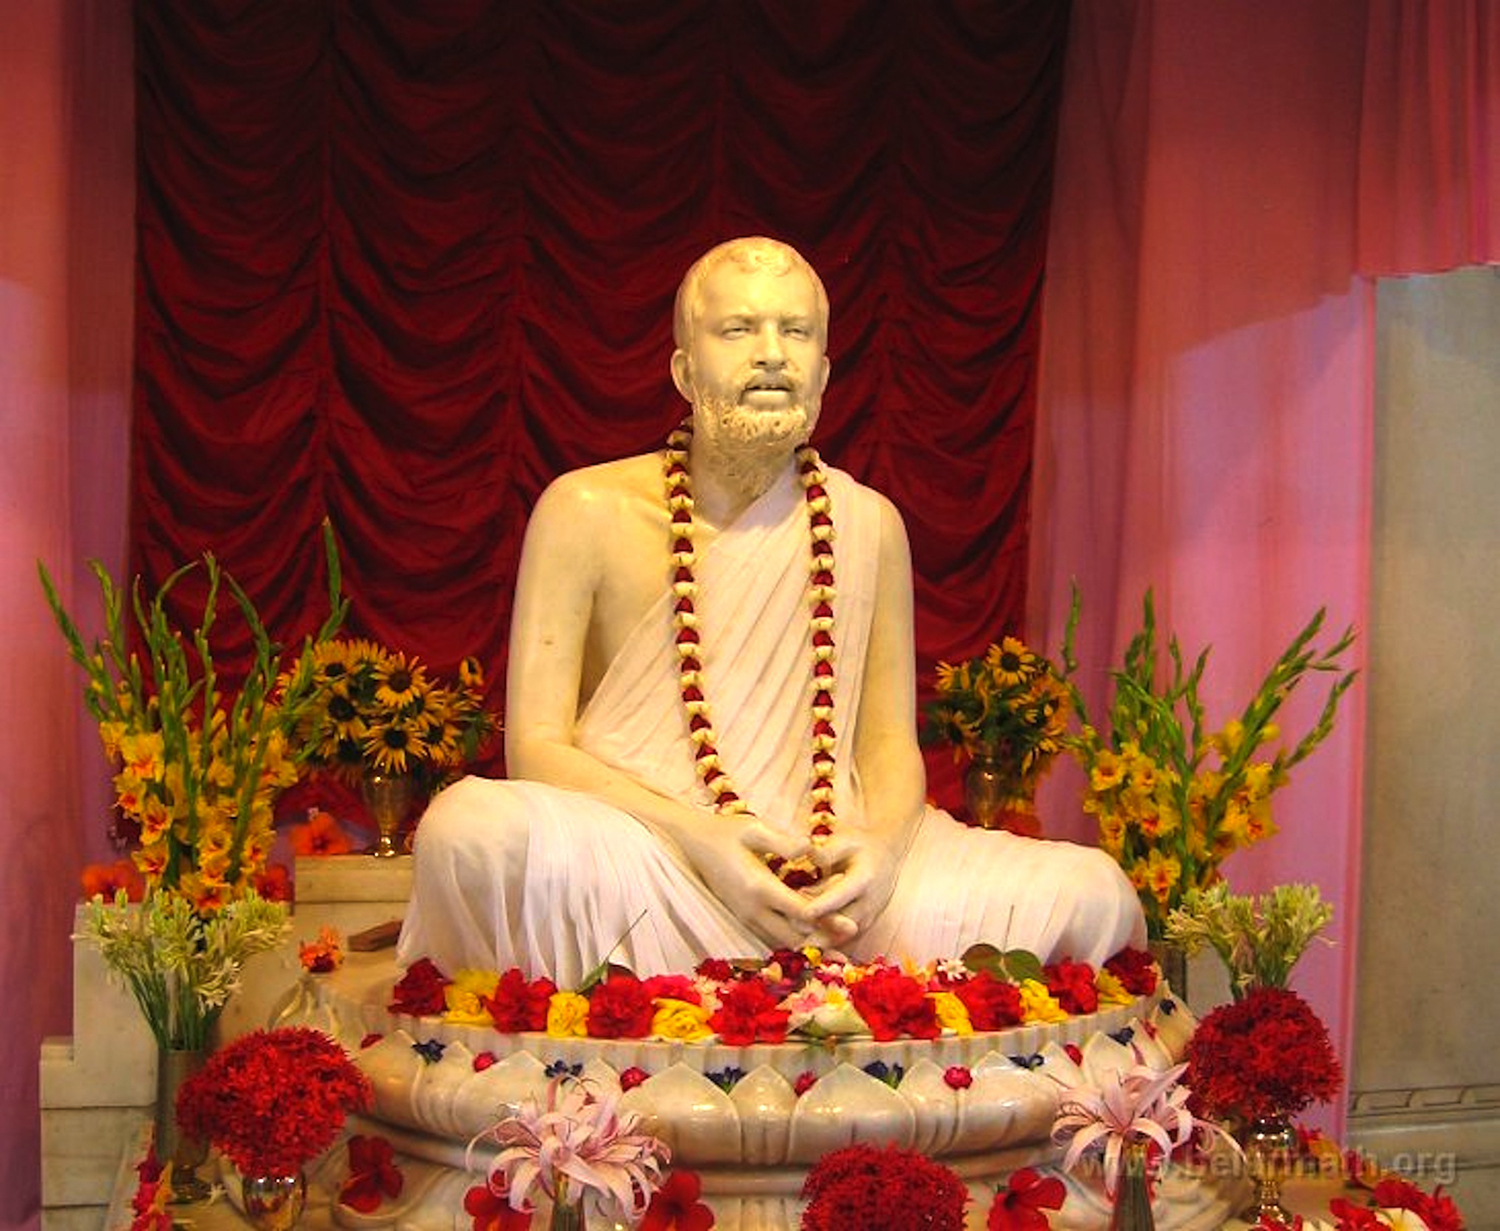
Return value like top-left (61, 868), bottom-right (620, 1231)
top-left (675, 810), bottom-right (899, 951)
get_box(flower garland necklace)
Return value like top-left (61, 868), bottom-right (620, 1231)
top-left (664, 418), bottom-right (836, 889)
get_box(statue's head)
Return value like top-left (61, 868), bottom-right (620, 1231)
top-left (670, 237), bottom-right (832, 472)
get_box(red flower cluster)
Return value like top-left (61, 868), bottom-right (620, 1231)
top-left (848, 968), bottom-right (939, 1042)
top-left (1044, 960), bottom-right (1099, 1015)
top-left (389, 958), bottom-right (452, 1016)
top-left (1104, 947), bottom-right (1159, 996)
top-left (176, 1027), bottom-right (372, 1176)
top-left (801, 1143), bottom-right (968, 1231)
top-left (710, 979), bottom-right (790, 1045)
top-left (482, 968), bottom-right (557, 1032)
top-left (1185, 987), bottom-right (1342, 1120)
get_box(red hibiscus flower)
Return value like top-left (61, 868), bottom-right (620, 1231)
top-left (1104, 947), bottom-right (1159, 996)
top-left (388, 958), bottom-right (451, 1017)
top-left (1044, 959), bottom-right (1099, 1015)
top-left (987, 1167), bottom-right (1066, 1231)
top-left (253, 862), bottom-right (294, 903)
top-left (339, 1135), bottom-right (403, 1213)
top-left (587, 973), bottom-right (656, 1038)
top-left (482, 967), bottom-right (558, 1032)
top-left (640, 1169), bottom-right (715, 1230)
top-left (849, 968), bottom-right (940, 1041)
top-left (464, 1182), bottom-right (533, 1231)
top-left (951, 970), bottom-right (1024, 1031)
top-left (81, 859), bottom-right (145, 903)
top-left (709, 978), bottom-right (790, 1045)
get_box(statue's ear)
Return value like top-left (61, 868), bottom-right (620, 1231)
top-left (670, 348), bottom-right (692, 401)
top-left (819, 353), bottom-right (831, 394)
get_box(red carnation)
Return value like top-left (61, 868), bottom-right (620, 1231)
top-left (482, 968), bottom-right (558, 1033)
top-left (709, 978), bottom-right (789, 1045)
top-left (388, 958), bottom-right (451, 1017)
top-left (1104, 946), bottom-right (1160, 996)
top-left (1044, 960), bottom-right (1099, 1015)
top-left (645, 973), bottom-right (702, 1005)
top-left (951, 970), bottom-right (1024, 1031)
top-left (587, 973), bottom-right (656, 1039)
top-left (848, 967), bottom-right (940, 1041)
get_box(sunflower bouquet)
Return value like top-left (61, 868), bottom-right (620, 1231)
top-left (296, 638), bottom-right (498, 790)
top-left (1062, 590), bottom-right (1356, 938)
top-left (922, 636), bottom-right (1070, 775)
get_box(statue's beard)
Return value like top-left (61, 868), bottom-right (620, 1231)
top-left (691, 390), bottom-right (817, 498)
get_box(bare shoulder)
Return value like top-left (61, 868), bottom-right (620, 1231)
top-left (528, 453), bottom-right (662, 537)
top-left (837, 472), bottom-right (912, 560)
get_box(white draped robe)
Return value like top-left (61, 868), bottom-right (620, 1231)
top-left (398, 466), bottom-right (1144, 986)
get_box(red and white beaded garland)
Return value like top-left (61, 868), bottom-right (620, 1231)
top-left (664, 418), bottom-right (837, 889)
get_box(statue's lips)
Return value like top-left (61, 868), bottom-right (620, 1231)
top-left (741, 384), bottom-right (793, 406)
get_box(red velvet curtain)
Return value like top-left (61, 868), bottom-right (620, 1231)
top-left (132, 0), bottom-right (1068, 809)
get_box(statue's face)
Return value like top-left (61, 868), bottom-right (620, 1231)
top-left (671, 260), bottom-right (831, 453)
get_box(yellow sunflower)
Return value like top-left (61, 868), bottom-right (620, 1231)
top-left (374, 651), bottom-right (429, 711)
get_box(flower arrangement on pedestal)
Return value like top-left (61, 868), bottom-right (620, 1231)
top-left (296, 637), bottom-right (499, 787)
top-left (293, 637), bottom-right (499, 853)
top-left (922, 635), bottom-right (1070, 831)
top-left (1049, 1055), bottom-right (1234, 1230)
top-left (1062, 590), bottom-right (1356, 938)
top-left (466, 1078), bottom-right (670, 1229)
top-left (41, 530), bottom-right (344, 1048)
top-left (177, 1025), bottom-right (372, 1226)
top-left (1164, 882), bottom-right (1334, 1000)
top-left (1184, 986), bottom-right (1342, 1125)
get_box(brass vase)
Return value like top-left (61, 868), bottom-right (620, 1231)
top-left (963, 744), bottom-right (1035, 831)
top-left (242, 1170), bottom-right (308, 1231)
top-left (360, 769), bottom-right (417, 857)
top-left (1240, 1114), bottom-right (1298, 1225)
top-left (155, 1047), bottom-right (211, 1203)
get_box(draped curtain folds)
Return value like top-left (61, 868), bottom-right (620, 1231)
top-left (132, 1), bottom-right (1071, 813)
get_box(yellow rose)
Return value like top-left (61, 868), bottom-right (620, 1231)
top-left (546, 991), bottom-right (591, 1038)
top-left (1019, 979), bottom-right (1067, 1024)
top-left (651, 998), bottom-right (714, 1042)
top-left (929, 991), bottom-right (973, 1035)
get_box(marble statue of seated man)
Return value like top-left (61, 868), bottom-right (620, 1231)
top-left (397, 236), bottom-right (1145, 987)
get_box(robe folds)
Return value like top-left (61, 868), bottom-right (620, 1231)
top-left (397, 465), bottom-right (1145, 987)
